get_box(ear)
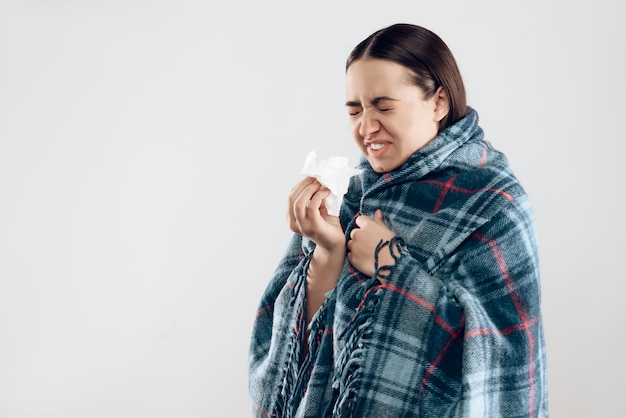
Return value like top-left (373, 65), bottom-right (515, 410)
top-left (433, 86), bottom-right (450, 122)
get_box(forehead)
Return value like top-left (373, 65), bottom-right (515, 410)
top-left (345, 59), bottom-right (413, 97)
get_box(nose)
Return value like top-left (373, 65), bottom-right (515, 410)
top-left (358, 110), bottom-right (380, 139)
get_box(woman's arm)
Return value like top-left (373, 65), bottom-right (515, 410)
top-left (287, 176), bottom-right (346, 324)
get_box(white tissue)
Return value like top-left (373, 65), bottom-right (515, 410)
top-left (300, 149), bottom-right (361, 216)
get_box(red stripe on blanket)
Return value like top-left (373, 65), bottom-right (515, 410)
top-left (478, 139), bottom-right (488, 168)
top-left (256, 303), bottom-right (274, 318)
top-left (419, 314), bottom-right (466, 398)
top-left (347, 264), bottom-right (365, 283)
top-left (252, 401), bottom-right (276, 417)
top-left (465, 315), bottom-right (539, 338)
top-left (433, 175), bottom-right (457, 214)
top-left (423, 180), bottom-right (513, 201)
top-left (473, 231), bottom-right (536, 417)
top-left (379, 282), bottom-right (455, 335)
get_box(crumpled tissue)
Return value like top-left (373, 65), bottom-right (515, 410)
top-left (300, 149), bottom-right (361, 216)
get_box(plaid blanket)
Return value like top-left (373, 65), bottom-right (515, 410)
top-left (249, 108), bottom-right (548, 417)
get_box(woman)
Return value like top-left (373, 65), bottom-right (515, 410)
top-left (249, 23), bottom-right (548, 417)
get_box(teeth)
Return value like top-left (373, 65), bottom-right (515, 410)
top-left (369, 143), bottom-right (384, 150)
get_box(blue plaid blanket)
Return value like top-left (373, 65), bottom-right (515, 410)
top-left (249, 108), bottom-right (548, 417)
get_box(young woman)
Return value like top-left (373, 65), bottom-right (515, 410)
top-left (249, 23), bottom-right (548, 417)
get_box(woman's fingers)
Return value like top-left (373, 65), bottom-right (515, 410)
top-left (288, 177), bottom-right (332, 235)
top-left (347, 210), bottom-right (396, 277)
top-left (286, 177), bottom-right (344, 251)
top-left (307, 187), bottom-right (330, 214)
top-left (288, 177), bottom-right (316, 211)
top-left (293, 181), bottom-right (321, 219)
top-left (287, 177), bottom-right (316, 225)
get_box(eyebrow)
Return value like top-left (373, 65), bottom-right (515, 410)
top-left (345, 96), bottom-right (398, 107)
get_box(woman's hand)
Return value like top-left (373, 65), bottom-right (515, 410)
top-left (288, 176), bottom-right (347, 323)
top-left (347, 209), bottom-right (396, 277)
top-left (287, 176), bottom-right (345, 252)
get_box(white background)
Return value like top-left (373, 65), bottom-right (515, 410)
top-left (1, 1), bottom-right (624, 417)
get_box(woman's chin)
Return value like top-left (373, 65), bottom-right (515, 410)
top-left (363, 155), bottom-right (399, 173)
top-left (369, 161), bottom-right (397, 174)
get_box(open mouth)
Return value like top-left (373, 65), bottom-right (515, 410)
top-left (366, 142), bottom-right (389, 157)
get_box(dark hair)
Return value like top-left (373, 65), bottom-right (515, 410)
top-left (347, 23), bottom-right (467, 131)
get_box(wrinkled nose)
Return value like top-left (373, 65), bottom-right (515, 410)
top-left (358, 111), bottom-right (380, 139)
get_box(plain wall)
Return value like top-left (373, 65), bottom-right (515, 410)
top-left (1, 1), bottom-right (624, 417)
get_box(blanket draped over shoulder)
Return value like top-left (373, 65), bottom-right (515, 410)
top-left (248, 108), bottom-right (549, 418)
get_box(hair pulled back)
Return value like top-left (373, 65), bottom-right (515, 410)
top-left (347, 23), bottom-right (467, 131)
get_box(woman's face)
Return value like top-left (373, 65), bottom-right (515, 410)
top-left (345, 59), bottom-right (448, 173)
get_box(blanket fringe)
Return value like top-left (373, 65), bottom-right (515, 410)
top-left (325, 237), bottom-right (405, 417)
top-left (274, 258), bottom-right (310, 417)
